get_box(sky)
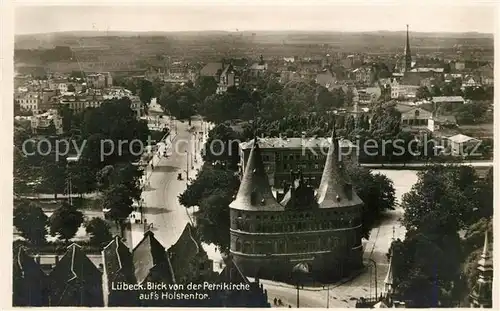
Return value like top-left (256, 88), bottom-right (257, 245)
top-left (14, 2), bottom-right (497, 35)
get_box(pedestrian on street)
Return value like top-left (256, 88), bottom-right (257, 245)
top-left (273, 298), bottom-right (277, 305)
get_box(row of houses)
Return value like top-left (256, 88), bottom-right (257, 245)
top-left (13, 224), bottom-right (270, 307)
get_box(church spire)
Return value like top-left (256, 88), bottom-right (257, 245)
top-left (383, 249), bottom-right (394, 298)
top-left (469, 230), bottom-right (493, 307)
top-left (404, 24), bottom-right (412, 72)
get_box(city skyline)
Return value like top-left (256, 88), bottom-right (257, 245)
top-left (15, 4), bottom-right (496, 35)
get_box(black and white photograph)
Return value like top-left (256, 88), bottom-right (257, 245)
top-left (8, 1), bottom-right (496, 308)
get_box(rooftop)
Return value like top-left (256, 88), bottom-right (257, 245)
top-left (432, 96), bottom-right (465, 103)
top-left (240, 137), bottom-right (354, 150)
top-left (447, 133), bottom-right (479, 144)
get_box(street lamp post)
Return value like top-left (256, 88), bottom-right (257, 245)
top-left (186, 150), bottom-right (189, 180)
top-left (369, 258), bottom-right (378, 300)
top-left (326, 285), bottom-right (330, 308)
top-left (66, 156), bottom-right (80, 206)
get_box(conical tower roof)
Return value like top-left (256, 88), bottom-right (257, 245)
top-left (316, 129), bottom-right (363, 208)
top-left (230, 137), bottom-right (284, 211)
top-left (470, 230), bottom-right (493, 306)
top-left (477, 230), bottom-right (493, 272)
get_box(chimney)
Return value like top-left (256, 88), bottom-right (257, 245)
top-left (344, 183), bottom-right (353, 200)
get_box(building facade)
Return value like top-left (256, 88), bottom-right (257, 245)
top-left (239, 137), bottom-right (357, 189)
top-left (230, 132), bottom-right (364, 282)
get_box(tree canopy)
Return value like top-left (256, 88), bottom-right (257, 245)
top-left (14, 200), bottom-right (48, 246)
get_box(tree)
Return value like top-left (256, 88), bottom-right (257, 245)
top-left (179, 165), bottom-right (240, 251)
top-left (138, 79), bottom-right (155, 106)
top-left (102, 183), bottom-right (134, 224)
top-left (416, 86), bottom-right (431, 99)
top-left (85, 217), bottom-right (112, 247)
top-left (14, 200), bottom-right (48, 245)
top-left (202, 124), bottom-right (241, 169)
top-left (401, 165), bottom-right (471, 233)
top-left (194, 189), bottom-right (233, 252)
top-left (347, 165), bottom-right (396, 238)
top-left (49, 201), bottom-right (84, 242)
top-left (196, 76), bottom-right (218, 101)
top-left (390, 230), bottom-right (464, 307)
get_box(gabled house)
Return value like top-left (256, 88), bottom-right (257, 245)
top-left (132, 230), bottom-right (175, 285)
top-left (249, 55), bottom-right (268, 78)
top-left (102, 236), bottom-right (138, 307)
top-left (48, 243), bottom-right (103, 306)
top-left (13, 247), bottom-right (48, 306)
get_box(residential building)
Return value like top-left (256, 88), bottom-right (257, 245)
top-left (217, 63), bottom-right (240, 94)
top-left (462, 75), bottom-right (481, 89)
top-left (230, 132), bottom-right (363, 282)
top-left (447, 134), bottom-right (481, 157)
top-left (13, 225), bottom-right (270, 307)
top-left (352, 67), bottom-right (374, 85)
top-left (86, 72), bottom-right (113, 89)
top-left (47, 244), bottom-right (104, 306)
top-left (31, 109), bottom-right (64, 135)
top-left (476, 63), bottom-right (494, 86)
top-left (451, 61), bottom-right (466, 71)
top-left (239, 136), bottom-right (357, 189)
top-left (17, 92), bottom-right (40, 112)
top-left (357, 87), bottom-right (381, 105)
top-left (395, 103), bottom-right (433, 127)
top-left (390, 81), bottom-right (420, 99)
top-left (13, 247), bottom-right (48, 307)
top-left (249, 55), bottom-right (268, 78)
top-left (59, 94), bottom-right (103, 112)
top-left (432, 96), bottom-right (465, 108)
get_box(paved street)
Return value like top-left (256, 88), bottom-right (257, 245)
top-left (125, 116), bottom-right (214, 255)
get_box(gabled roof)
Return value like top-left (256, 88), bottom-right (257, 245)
top-left (447, 134), bottom-right (479, 144)
top-left (132, 230), bottom-right (172, 284)
top-left (48, 243), bottom-right (103, 306)
top-left (102, 236), bottom-right (136, 284)
top-left (200, 62), bottom-right (223, 77)
top-left (316, 130), bottom-right (363, 209)
top-left (230, 138), bottom-right (284, 211)
top-left (167, 223), bottom-right (206, 280)
top-left (280, 177), bottom-right (318, 210)
top-left (14, 246), bottom-right (46, 280)
top-left (13, 247), bottom-right (47, 306)
top-left (432, 96), bottom-right (465, 103)
top-left (218, 256), bottom-right (250, 284)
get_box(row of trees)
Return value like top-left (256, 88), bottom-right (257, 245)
top-left (391, 165), bottom-right (493, 307)
top-left (14, 97), bottom-right (151, 230)
top-left (416, 83), bottom-right (494, 102)
top-left (14, 200), bottom-right (112, 248)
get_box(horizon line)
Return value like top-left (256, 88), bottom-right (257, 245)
top-left (15, 29), bottom-right (494, 36)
